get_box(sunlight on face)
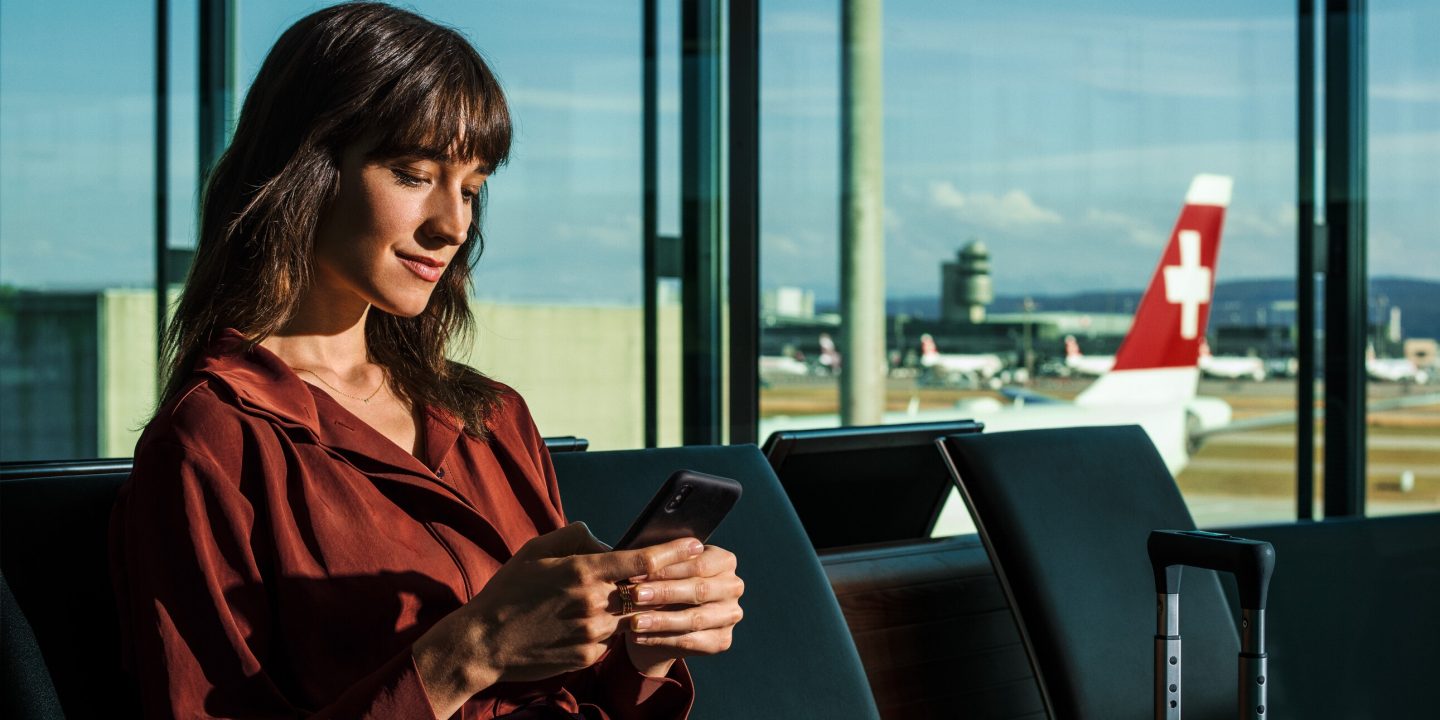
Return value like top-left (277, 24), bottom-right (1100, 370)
top-left (310, 146), bottom-right (488, 319)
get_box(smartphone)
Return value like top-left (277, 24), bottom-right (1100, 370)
top-left (613, 470), bottom-right (742, 550)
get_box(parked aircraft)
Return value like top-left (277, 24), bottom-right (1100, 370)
top-left (816, 333), bottom-right (842, 375)
top-left (1199, 340), bottom-right (1267, 381)
top-left (919, 333), bottom-right (1006, 386)
top-left (761, 174), bottom-right (1237, 491)
top-left (1063, 335), bottom-right (1115, 376)
top-left (759, 352), bottom-right (812, 380)
top-left (1367, 344), bottom-right (1431, 384)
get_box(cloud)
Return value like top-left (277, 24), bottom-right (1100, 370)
top-left (1226, 203), bottom-right (1297, 240)
top-left (762, 11), bottom-right (836, 36)
top-left (762, 231), bottom-right (804, 257)
top-left (506, 87), bottom-right (667, 115)
top-left (1082, 208), bottom-right (1164, 247)
top-left (928, 182), bottom-right (1063, 229)
top-left (885, 204), bottom-right (905, 234)
top-left (1371, 82), bottom-right (1440, 103)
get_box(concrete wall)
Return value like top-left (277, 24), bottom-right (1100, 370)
top-left (99, 290), bottom-right (158, 457)
top-left (89, 291), bottom-right (683, 456)
top-left (462, 300), bottom-right (683, 450)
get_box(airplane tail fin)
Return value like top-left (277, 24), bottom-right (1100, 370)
top-left (920, 333), bottom-right (940, 361)
top-left (1077, 174), bottom-right (1231, 407)
top-left (819, 333), bottom-right (842, 370)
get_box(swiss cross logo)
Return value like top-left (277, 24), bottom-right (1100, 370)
top-left (1162, 230), bottom-right (1211, 340)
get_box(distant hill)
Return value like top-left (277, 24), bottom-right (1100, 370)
top-left (876, 277), bottom-right (1440, 341)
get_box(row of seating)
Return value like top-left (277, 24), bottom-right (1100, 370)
top-left (5, 427), bottom-right (1439, 718)
top-left (1, 437), bottom-right (879, 719)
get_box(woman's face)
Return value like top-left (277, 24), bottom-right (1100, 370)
top-left (311, 145), bottom-right (488, 317)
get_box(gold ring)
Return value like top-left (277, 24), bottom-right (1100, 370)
top-left (617, 582), bottom-right (635, 615)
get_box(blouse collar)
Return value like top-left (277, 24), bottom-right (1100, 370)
top-left (191, 328), bottom-right (464, 472)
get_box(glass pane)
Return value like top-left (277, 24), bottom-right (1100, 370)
top-left (1366, 0), bottom-right (1440, 517)
top-left (759, 1), bottom-right (1301, 533)
top-left (1, 1), bottom-right (160, 461)
top-left (237, 1), bottom-right (668, 450)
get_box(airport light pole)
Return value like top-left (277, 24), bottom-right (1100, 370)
top-left (839, 0), bottom-right (885, 426)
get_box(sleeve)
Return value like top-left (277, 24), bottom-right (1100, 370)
top-left (110, 438), bottom-right (440, 720)
top-left (508, 393), bottom-right (696, 719)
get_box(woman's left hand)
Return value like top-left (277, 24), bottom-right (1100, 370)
top-left (621, 544), bottom-right (744, 676)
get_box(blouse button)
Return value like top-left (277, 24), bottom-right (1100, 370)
top-left (436, 468), bottom-right (446, 478)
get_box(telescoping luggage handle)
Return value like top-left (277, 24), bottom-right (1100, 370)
top-left (1147, 530), bottom-right (1276, 720)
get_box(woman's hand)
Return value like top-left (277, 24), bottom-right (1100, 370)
top-left (412, 523), bottom-right (704, 717)
top-left (621, 544), bottom-right (745, 676)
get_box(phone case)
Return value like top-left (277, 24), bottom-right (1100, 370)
top-left (614, 470), bottom-right (742, 550)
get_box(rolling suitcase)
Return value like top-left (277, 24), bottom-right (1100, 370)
top-left (1148, 530), bottom-right (1276, 720)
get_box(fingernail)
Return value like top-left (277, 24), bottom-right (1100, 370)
top-left (633, 614), bottom-right (652, 630)
top-left (687, 541), bottom-right (704, 556)
top-left (635, 586), bottom-right (654, 602)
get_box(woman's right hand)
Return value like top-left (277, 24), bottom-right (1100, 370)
top-left (412, 523), bottom-right (704, 716)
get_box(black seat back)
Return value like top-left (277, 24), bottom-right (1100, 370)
top-left (940, 426), bottom-right (1238, 720)
top-left (762, 420), bottom-right (984, 549)
top-left (2, 572), bottom-right (65, 720)
top-left (553, 444), bottom-right (880, 719)
top-left (0, 436), bottom-right (589, 719)
top-left (0, 470), bottom-right (139, 719)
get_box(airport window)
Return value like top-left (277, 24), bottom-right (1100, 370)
top-left (0, 2), bottom-right (689, 461)
top-left (1364, 0), bottom-right (1439, 517)
top-left (0, 1), bottom-right (170, 461)
top-left (235, 1), bottom-right (685, 451)
top-left (758, 1), bottom-right (1307, 529)
top-left (0, 1), bottom-right (1431, 523)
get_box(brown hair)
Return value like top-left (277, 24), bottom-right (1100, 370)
top-left (161, 2), bottom-right (511, 435)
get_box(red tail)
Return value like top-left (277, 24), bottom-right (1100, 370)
top-left (1111, 175), bottom-right (1231, 371)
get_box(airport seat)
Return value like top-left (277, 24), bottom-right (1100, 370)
top-left (938, 425), bottom-right (1241, 720)
top-left (762, 420), bottom-right (984, 549)
top-left (0, 435), bottom-right (591, 719)
top-left (0, 467), bottom-right (139, 719)
top-left (820, 536), bottom-right (1045, 719)
top-left (2, 572), bottom-right (65, 720)
top-left (1, 439), bottom-right (880, 719)
top-left (552, 444), bottom-right (881, 719)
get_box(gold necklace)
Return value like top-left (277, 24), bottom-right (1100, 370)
top-left (292, 367), bottom-right (387, 404)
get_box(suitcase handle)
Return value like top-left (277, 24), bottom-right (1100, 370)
top-left (1148, 530), bottom-right (1276, 720)
top-left (1148, 529), bottom-right (1275, 611)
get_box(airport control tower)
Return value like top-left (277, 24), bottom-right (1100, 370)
top-left (941, 240), bottom-right (994, 323)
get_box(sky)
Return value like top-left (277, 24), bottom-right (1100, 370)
top-left (2, 0), bottom-right (1437, 306)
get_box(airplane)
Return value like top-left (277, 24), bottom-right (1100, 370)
top-left (816, 333), bottom-right (843, 375)
top-left (1063, 335), bottom-right (1115, 376)
top-left (918, 333), bottom-right (1007, 386)
top-left (1199, 340), bottom-right (1267, 381)
top-left (759, 352), bottom-right (812, 379)
top-left (1367, 344), bottom-right (1431, 384)
top-left (761, 174), bottom-right (1237, 491)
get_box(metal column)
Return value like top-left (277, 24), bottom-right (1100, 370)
top-left (839, 0), bottom-right (886, 427)
top-left (1296, 0), bottom-right (1317, 520)
top-left (680, 0), bottom-right (724, 445)
top-left (1322, 0), bottom-right (1368, 517)
top-left (643, 0), bottom-right (660, 448)
top-left (198, 0), bottom-right (235, 180)
top-left (728, 0), bottom-right (761, 446)
top-left (154, 0), bottom-right (170, 371)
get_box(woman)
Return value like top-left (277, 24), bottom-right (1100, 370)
top-left (109, 4), bottom-right (744, 719)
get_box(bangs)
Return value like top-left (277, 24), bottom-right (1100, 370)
top-left (362, 36), bottom-right (511, 171)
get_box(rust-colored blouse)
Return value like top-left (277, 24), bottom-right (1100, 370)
top-left (109, 330), bottom-right (693, 719)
